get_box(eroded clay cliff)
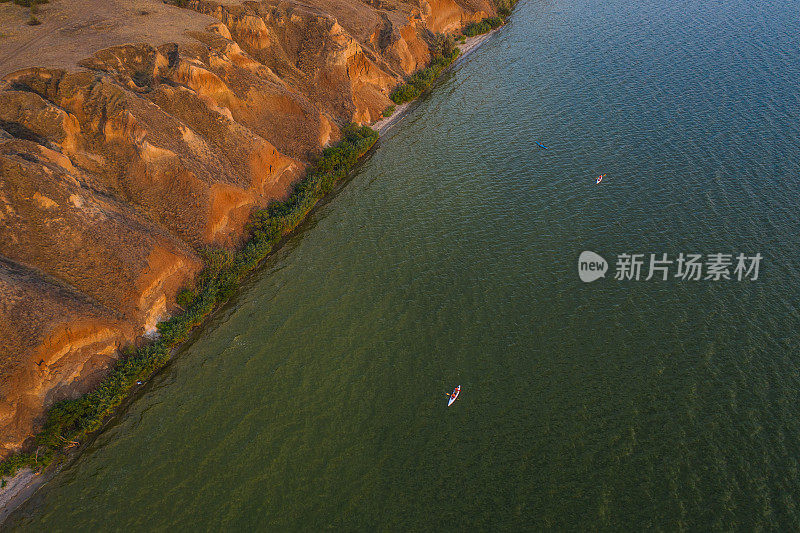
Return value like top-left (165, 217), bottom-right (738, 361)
top-left (0, 0), bottom-right (494, 457)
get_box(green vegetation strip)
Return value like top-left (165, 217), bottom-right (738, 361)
top-left (0, 125), bottom-right (379, 481)
top-left (390, 48), bottom-right (461, 104)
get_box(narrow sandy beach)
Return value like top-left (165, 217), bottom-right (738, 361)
top-left (0, 469), bottom-right (45, 524)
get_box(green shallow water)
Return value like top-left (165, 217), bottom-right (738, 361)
top-left (9, 0), bottom-right (800, 529)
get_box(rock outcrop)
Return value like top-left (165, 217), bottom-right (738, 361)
top-left (0, 0), bottom-right (495, 457)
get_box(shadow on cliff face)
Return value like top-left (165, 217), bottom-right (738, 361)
top-left (0, 120), bottom-right (48, 146)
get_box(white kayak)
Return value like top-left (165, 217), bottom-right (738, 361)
top-left (447, 385), bottom-right (461, 406)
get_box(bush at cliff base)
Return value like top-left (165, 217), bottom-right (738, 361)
top-left (463, 16), bottom-right (504, 37)
top-left (0, 125), bottom-right (379, 481)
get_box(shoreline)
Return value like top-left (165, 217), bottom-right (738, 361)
top-left (373, 30), bottom-right (497, 135)
top-left (0, 130), bottom-right (381, 526)
top-left (0, 19), bottom-right (506, 528)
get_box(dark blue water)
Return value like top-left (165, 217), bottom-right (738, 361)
top-left (9, 0), bottom-right (800, 529)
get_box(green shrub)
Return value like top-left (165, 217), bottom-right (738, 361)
top-left (175, 288), bottom-right (196, 310)
top-left (494, 0), bottom-right (518, 18)
top-left (382, 105), bottom-right (396, 118)
top-left (487, 16), bottom-right (504, 28)
top-left (463, 16), bottom-right (504, 37)
top-left (0, 124), bottom-right (379, 483)
top-left (433, 34), bottom-right (456, 58)
top-left (390, 84), bottom-right (419, 104)
top-left (463, 21), bottom-right (488, 37)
